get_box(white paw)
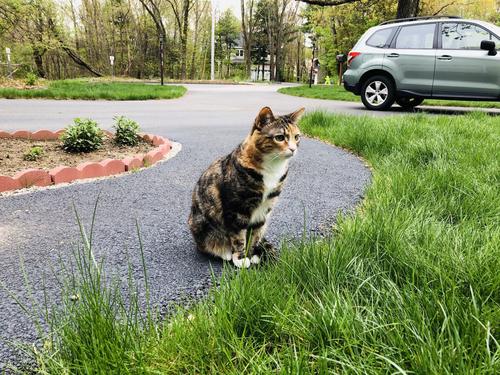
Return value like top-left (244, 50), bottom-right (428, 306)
top-left (232, 254), bottom-right (251, 268)
top-left (250, 255), bottom-right (261, 264)
top-left (221, 251), bottom-right (232, 261)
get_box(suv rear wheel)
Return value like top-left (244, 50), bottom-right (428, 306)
top-left (396, 97), bottom-right (424, 110)
top-left (361, 75), bottom-right (396, 111)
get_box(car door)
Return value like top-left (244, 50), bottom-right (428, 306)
top-left (383, 23), bottom-right (437, 96)
top-left (433, 22), bottom-right (500, 99)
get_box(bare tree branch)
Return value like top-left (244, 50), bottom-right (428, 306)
top-left (433, 1), bottom-right (456, 16)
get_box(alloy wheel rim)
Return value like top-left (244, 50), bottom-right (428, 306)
top-left (365, 81), bottom-right (388, 106)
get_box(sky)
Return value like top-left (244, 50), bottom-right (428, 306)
top-left (214, 0), bottom-right (241, 18)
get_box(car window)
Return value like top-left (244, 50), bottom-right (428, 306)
top-left (366, 28), bottom-right (394, 48)
top-left (395, 24), bottom-right (435, 49)
top-left (441, 22), bottom-right (498, 50)
top-left (488, 33), bottom-right (500, 46)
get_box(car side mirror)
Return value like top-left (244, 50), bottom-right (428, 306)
top-left (480, 40), bottom-right (497, 56)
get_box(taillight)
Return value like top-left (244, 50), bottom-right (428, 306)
top-left (347, 51), bottom-right (361, 67)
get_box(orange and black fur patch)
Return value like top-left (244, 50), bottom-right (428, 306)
top-left (188, 106), bottom-right (304, 268)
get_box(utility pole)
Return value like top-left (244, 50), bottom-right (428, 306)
top-left (210, 0), bottom-right (215, 81)
top-left (159, 34), bottom-right (164, 85)
top-left (309, 42), bottom-right (315, 88)
top-left (109, 55), bottom-right (115, 78)
top-left (6, 48), bottom-right (12, 79)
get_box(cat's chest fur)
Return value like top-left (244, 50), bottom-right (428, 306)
top-left (249, 159), bottom-right (288, 225)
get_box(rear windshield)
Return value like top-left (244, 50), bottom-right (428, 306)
top-left (366, 28), bottom-right (394, 48)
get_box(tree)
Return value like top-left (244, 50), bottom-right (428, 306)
top-left (215, 9), bottom-right (240, 78)
top-left (396, 0), bottom-right (420, 18)
top-left (255, 0), bottom-right (299, 81)
top-left (241, 0), bottom-right (256, 79)
top-left (165, 0), bottom-right (195, 79)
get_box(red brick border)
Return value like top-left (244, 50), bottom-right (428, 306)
top-left (0, 130), bottom-right (172, 193)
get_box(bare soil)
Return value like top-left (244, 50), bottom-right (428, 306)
top-left (0, 138), bottom-right (154, 177)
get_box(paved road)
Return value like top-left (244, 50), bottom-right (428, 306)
top-left (0, 84), bottom-right (494, 370)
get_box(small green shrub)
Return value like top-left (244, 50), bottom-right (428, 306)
top-left (25, 72), bottom-right (38, 86)
top-left (23, 146), bottom-right (44, 161)
top-left (60, 118), bottom-right (105, 153)
top-left (113, 116), bottom-right (141, 146)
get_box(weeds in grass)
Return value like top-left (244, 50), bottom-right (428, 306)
top-left (4, 200), bottom-right (160, 374)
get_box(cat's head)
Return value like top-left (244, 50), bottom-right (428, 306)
top-left (249, 106), bottom-right (305, 160)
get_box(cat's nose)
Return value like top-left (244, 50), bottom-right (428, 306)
top-left (288, 146), bottom-right (297, 153)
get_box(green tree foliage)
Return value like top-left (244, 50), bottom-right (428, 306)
top-left (215, 9), bottom-right (240, 79)
top-left (303, 0), bottom-right (396, 78)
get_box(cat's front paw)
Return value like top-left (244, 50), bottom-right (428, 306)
top-left (232, 253), bottom-right (251, 268)
top-left (250, 255), bottom-right (261, 264)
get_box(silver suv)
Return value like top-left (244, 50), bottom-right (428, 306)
top-left (343, 16), bottom-right (500, 110)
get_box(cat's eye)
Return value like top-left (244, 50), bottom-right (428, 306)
top-left (295, 134), bottom-right (301, 141)
top-left (274, 135), bottom-right (285, 142)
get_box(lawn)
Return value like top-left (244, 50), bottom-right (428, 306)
top-left (279, 84), bottom-right (500, 109)
top-left (0, 79), bottom-right (186, 100)
top-left (30, 112), bottom-right (499, 373)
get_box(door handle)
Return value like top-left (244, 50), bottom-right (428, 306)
top-left (387, 53), bottom-right (399, 58)
top-left (437, 55), bottom-right (453, 61)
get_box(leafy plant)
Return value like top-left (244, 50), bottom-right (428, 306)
top-left (60, 118), bottom-right (105, 153)
top-left (23, 146), bottom-right (44, 161)
top-left (113, 116), bottom-right (141, 146)
top-left (25, 72), bottom-right (38, 86)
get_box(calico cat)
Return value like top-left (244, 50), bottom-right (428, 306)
top-left (188, 106), bottom-right (304, 268)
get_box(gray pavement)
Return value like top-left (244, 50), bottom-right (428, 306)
top-left (0, 84), bottom-right (493, 370)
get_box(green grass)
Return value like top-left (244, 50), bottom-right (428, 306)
top-left (27, 112), bottom-right (499, 374)
top-left (0, 79), bottom-right (186, 100)
top-left (279, 84), bottom-right (500, 109)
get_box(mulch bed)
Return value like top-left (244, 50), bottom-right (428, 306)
top-left (0, 138), bottom-right (154, 177)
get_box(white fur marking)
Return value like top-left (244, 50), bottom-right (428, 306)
top-left (250, 156), bottom-right (289, 225)
top-left (221, 251), bottom-right (232, 261)
top-left (232, 253), bottom-right (251, 268)
top-left (250, 255), bottom-right (261, 264)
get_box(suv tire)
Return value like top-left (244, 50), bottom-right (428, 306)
top-left (360, 75), bottom-right (396, 111)
top-left (396, 97), bottom-right (424, 110)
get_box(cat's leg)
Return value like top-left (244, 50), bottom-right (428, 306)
top-left (194, 228), bottom-right (232, 262)
top-left (250, 225), bottom-right (278, 263)
top-left (254, 237), bottom-right (278, 262)
top-left (247, 225), bottom-right (267, 264)
top-left (230, 230), bottom-right (251, 268)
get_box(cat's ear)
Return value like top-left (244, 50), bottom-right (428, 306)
top-left (288, 107), bottom-right (305, 124)
top-left (253, 106), bottom-right (275, 132)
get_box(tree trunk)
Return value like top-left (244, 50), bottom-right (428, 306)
top-left (61, 45), bottom-right (102, 76)
top-left (33, 48), bottom-right (46, 78)
top-left (396, 0), bottom-right (420, 18)
top-left (180, 0), bottom-right (191, 80)
top-left (241, 0), bottom-right (254, 79)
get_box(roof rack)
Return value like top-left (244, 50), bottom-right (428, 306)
top-left (380, 15), bottom-right (462, 26)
